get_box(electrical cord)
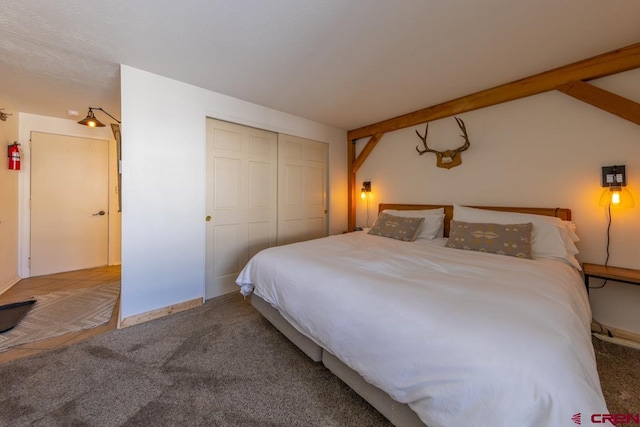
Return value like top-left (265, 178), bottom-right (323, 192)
top-left (592, 318), bottom-right (613, 338)
top-left (589, 203), bottom-right (611, 290)
top-left (366, 194), bottom-right (371, 227)
top-left (605, 202), bottom-right (611, 266)
top-left (591, 203), bottom-right (613, 338)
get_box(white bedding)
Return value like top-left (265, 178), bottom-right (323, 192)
top-left (236, 231), bottom-right (607, 427)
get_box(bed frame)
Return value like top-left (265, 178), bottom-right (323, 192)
top-left (250, 204), bottom-right (572, 427)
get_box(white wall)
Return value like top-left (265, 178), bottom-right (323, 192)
top-left (17, 113), bottom-right (121, 277)
top-left (120, 65), bottom-right (347, 320)
top-left (356, 69), bottom-right (640, 335)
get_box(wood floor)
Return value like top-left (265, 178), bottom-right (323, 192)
top-left (0, 265), bottom-right (121, 365)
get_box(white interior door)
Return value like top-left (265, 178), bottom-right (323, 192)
top-left (205, 119), bottom-right (277, 299)
top-left (30, 132), bottom-right (109, 276)
top-left (277, 134), bottom-right (328, 245)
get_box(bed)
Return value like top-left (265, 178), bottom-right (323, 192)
top-left (236, 203), bottom-right (608, 427)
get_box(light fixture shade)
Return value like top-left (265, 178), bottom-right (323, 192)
top-left (599, 187), bottom-right (635, 208)
top-left (77, 109), bottom-right (105, 127)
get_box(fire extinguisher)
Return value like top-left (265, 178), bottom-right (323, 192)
top-left (8, 142), bottom-right (21, 170)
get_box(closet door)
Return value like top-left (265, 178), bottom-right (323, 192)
top-left (205, 119), bottom-right (277, 299)
top-left (277, 134), bottom-right (328, 245)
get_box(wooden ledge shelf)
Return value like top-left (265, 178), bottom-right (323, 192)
top-left (583, 263), bottom-right (640, 294)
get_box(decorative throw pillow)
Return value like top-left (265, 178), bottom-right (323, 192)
top-left (382, 209), bottom-right (446, 239)
top-left (368, 213), bottom-right (425, 242)
top-left (446, 220), bottom-right (533, 259)
top-left (452, 204), bottom-right (580, 269)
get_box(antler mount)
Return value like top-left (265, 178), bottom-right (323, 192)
top-left (415, 117), bottom-right (470, 169)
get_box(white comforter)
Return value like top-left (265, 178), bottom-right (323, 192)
top-left (236, 231), bottom-right (607, 427)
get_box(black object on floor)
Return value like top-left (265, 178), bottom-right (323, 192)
top-left (0, 300), bottom-right (36, 333)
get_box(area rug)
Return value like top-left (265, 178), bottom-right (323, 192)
top-left (0, 282), bottom-right (120, 352)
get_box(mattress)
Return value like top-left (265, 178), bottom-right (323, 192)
top-left (237, 231), bottom-right (607, 426)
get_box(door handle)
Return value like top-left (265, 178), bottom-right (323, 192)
top-left (92, 210), bottom-right (106, 216)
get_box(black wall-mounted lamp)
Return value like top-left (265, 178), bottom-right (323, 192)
top-left (77, 107), bottom-right (121, 127)
top-left (360, 181), bottom-right (371, 200)
top-left (600, 165), bottom-right (634, 208)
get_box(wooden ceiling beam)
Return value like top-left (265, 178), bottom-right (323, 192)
top-left (347, 42), bottom-right (640, 140)
top-left (557, 81), bottom-right (640, 126)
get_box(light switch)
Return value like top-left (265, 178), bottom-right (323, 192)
top-left (601, 165), bottom-right (627, 187)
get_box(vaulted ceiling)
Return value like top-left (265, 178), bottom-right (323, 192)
top-left (1, 1), bottom-right (639, 130)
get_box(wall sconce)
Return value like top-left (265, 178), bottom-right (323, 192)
top-left (360, 181), bottom-right (371, 200)
top-left (0, 108), bottom-right (12, 122)
top-left (599, 165), bottom-right (634, 208)
top-left (77, 107), bottom-right (121, 127)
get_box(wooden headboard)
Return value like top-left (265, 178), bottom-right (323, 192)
top-left (378, 204), bottom-right (572, 237)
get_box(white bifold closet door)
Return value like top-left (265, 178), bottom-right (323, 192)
top-left (277, 134), bottom-right (328, 245)
top-left (205, 120), bottom-right (329, 300)
top-left (205, 119), bottom-right (278, 299)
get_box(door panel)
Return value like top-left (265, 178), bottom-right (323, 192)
top-left (308, 217), bottom-right (326, 240)
top-left (214, 224), bottom-right (242, 276)
top-left (214, 157), bottom-right (241, 208)
top-left (284, 165), bottom-right (303, 205)
top-left (247, 221), bottom-right (272, 259)
top-left (30, 132), bottom-right (109, 276)
top-left (278, 134), bottom-right (328, 246)
top-left (205, 119), bottom-right (277, 299)
top-left (307, 167), bottom-right (325, 205)
top-left (249, 161), bottom-right (272, 207)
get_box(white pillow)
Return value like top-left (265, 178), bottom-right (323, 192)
top-left (382, 208), bottom-right (445, 239)
top-left (563, 221), bottom-right (579, 242)
top-left (452, 204), bottom-right (581, 270)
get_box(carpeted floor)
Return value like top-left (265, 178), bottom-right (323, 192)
top-left (593, 336), bottom-right (640, 416)
top-left (0, 292), bottom-right (637, 426)
top-left (0, 293), bottom-right (390, 426)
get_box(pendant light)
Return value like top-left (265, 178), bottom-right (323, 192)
top-left (77, 107), bottom-right (121, 127)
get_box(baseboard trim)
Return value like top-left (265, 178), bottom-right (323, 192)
top-left (591, 321), bottom-right (640, 348)
top-left (118, 297), bottom-right (202, 329)
top-left (593, 333), bottom-right (640, 351)
top-left (0, 276), bottom-right (22, 296)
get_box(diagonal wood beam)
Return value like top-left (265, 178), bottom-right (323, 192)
top-left (348, 42), bottom-right (640, 140)
top-left (352, 133), bottom-right (383, 173)
top-left (557, 81), bottom-right (640, 126)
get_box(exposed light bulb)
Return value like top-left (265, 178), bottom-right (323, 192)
top-left (611, 190), bottom-right (621, 205)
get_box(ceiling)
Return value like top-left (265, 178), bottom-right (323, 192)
top-left (1, 1), bottom-right (640, 131)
